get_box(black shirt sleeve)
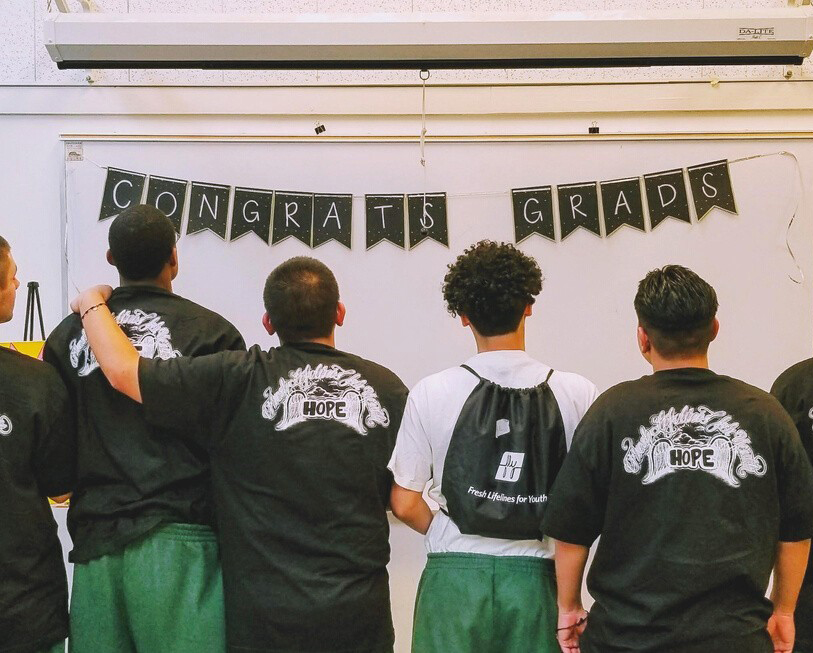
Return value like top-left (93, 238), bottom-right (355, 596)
top-left (32, 364), bottom-right (76, 497)
top-left (217, 324), bottom-right (247, 354)
top-left (543, 399), bottom-right (612, 546)
top-left (139, 349), bottom-right (248, 449)
top-left (771, 403), bottom-right (813, 542)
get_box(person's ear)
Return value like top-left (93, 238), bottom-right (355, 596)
top-left (167, 247), bottom-right (178, 279)
top-left (336, 302), bottom-right (346, 327)
top-left (524, 304), bottom-right (532, 317)
top-left (710, 317), bottom-right (720, 342)
top-left (460, 314), bottom-right (471, 328)
top-left (262, 313), bottom-right (276, 336)
top-left (106, 249), bottom-right (115, 267)
top-left (637, 325), bottom-right (652, 362)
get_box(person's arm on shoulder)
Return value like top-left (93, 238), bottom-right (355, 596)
top-left (71, 285), bottom-right (142, 402)
top-left (553, 539), bottom-right (590, 653)
top-left (388, 382), bottom-right (434, 534)
top-left (768, 539), bottom-right (811, 653)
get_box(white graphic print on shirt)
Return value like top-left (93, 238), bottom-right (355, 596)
top-left (0, 414), bottom-right (11, 436)
top-left (69, 309), bottom-right (181, 377)
top-left (621, 405), bottom-right (767, 488)
top-left (262, 363), bottom-right (390, 435)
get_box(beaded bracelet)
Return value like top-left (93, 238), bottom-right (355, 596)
top-left (80, 302), bottom-right (107, 320)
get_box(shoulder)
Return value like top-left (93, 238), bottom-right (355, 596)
top-left (585, 377), bottom-right (648, 416)
top-left (46, 312), bottom-right (82, 344)
top-left (335, 351), bottom-right (408, 395)
top-left (170, 295), bottom-right (241, 333)
top-left (2, 349), bottom-right (66, 395)
top-left (549, 369), bottom-right (598, 401)
top-left (772, 357), bottom-right (813, 396)
top-left (408, 365), bottom-right (478, 404)
top-left (718, 374), bottom-right (795, 423)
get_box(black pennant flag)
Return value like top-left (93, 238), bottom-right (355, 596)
top-left (687, 160), bottom-right (738, 221)
top-left (557, 182), bottom-right (601, 239)
top-left (99, 168), bottom-right (146, 221)
top-left (407, 193), bottom-right (448, 249)
top-left (644, 169), bottom-right (691, 229)
top-left (313, 194), bottom-right (352, 249)
top-left (511, 186), bottom-right (555, 242)
top-left (230, 187), bottom-right (273, 243)
top-left (187, 182), bottom-right (230, 239)
top-left (365, 195), bottom-right (405, 249)
top-left (600, 177), bottom-right (645, 236)
top-left (145, 176), bottom-right (188, 233)
top-left (272, 192), bottom-right (313, 246)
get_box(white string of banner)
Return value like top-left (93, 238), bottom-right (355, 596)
top-left (74, 150), bottom-right (805, 284)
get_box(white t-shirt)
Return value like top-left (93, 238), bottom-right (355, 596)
top-left (388, 350), bottom-right (597, 558)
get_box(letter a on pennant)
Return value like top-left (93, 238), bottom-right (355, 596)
top-left (600, 178), bottom-right (645, 236)
top-left (313, 193), bottom-right (353, 249)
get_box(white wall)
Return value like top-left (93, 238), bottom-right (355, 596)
top-left (3, 2), bottom-right (813, 651)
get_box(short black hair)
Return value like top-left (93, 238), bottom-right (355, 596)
top-left (108, 204), bottom-right (176, 281)
top-left (263, 257), bottom-right (339, 343)
top-left (634, 265), bottom-right (719, 358)
top-left (442, 240), bottom-right (543, 337)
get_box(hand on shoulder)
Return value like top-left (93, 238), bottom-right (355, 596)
top-left (70, 285), bottom-right (114, 315)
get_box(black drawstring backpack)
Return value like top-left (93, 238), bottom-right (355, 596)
top-left (440, 365), bottom-right (567, 540)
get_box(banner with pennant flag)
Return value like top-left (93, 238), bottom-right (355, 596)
top-left (94, 156), bottom-right (740, 250)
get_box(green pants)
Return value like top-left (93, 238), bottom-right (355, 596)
top-left (412, 553), bottom-right (558, 653)
top-left (69, 523), bottom-right (225, 653)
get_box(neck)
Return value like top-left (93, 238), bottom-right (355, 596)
top-left (650, 351), bottom-right (710, 372)
top-left (120, 275), bottom-right (172, 293)
top-left (472, 324), bottom-right (526, 353)
top-left (282, 334), bottom-right (335, 348)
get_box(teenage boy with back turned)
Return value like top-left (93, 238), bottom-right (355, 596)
top-left (44, 205), bottom-right (246, 652)
top-left (0, 235), bottom-right (75, 653)
top-left (545, 265), bottom-right (813, 653)
top-left (70, 255), bottom-right (408, 653)
top-left (770, 356), bottom-right (813, 653)
top-left (389, 240), bottom-right (597, 653)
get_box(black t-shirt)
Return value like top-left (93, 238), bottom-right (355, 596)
top-left (771, 358), bottom-right (813, 653)
top-left (44, 285), bottom-right (245, 562)
top-left (139, 342), bottom-right (408, 653)
top-left (544, 368), bottom-right (813, 653)
top-left (0, 347), bottom-right (74, 653)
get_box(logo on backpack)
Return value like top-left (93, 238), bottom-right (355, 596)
top-left (495, 451), bottom-right (525, 483)
top-left (495, 418), bottom-right (510, 438)
top-left (0, 414), bottom-right (11, 436)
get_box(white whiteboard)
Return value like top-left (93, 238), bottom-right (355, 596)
top-left (63, 137), bottom-right (813, 651)
top-left (65, 138), bottom-right (813, 393)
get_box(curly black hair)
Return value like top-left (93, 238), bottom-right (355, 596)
top-left (442, 240), bottom-right (543, 337)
